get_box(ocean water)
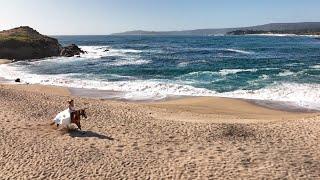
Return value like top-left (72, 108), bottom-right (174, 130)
top-left (1, 35), bottom-right (320, 109)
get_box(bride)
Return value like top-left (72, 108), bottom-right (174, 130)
top-left (53, 99), bottom-right (76, 128)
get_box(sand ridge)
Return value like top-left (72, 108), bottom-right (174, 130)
top-left (1, 84), bottom-right (320, 179)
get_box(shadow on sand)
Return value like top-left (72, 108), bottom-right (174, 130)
top-left (67, 129), bottom-right (114, 140)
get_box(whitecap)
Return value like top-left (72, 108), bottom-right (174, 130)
top-left (108, 59), bottom-right (151, 66)
top-left (311, 64), bottom-right (320, 69)
top-left (177, 62), bottom-right (189, 67)
top-left (79, 46), bottom-right (142, 59)
top-left (278, 70), bottom-right (295, 76)
top-left (221, 48), bottom-right (254, 55)
top-left (218, 68), bottom-right (257, 76)
top-left (260, 74), bottom-right (269, 80)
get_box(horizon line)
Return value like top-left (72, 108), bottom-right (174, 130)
top-left (2, 21), bottom-right (320, 36)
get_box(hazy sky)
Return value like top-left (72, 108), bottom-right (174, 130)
top-left (1, 0), bottom-right (320, 35)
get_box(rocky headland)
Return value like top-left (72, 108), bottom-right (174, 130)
top-left (0, 26), bottom-right (84, 61)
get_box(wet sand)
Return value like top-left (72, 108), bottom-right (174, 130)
top-left (1, 83), bottom-right (320, 179)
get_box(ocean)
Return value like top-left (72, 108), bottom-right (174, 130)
top-left (1, 35), bottom-right (320, 109)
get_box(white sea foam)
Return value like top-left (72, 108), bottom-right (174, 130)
top-left (179, 69), bottom-right (258, 80)
top-left (182, 47), bottom-right (254, 55)
top-left (0, 64), bottom-right (216, 100)
top-left (278, 70), bottom-right (295, 76)
top-left (260, 74), bottom-right (270, 80)
top-left (177, 62), bottom-right (190, 67)
top-left (185, 71), bottom-right (217, 76)
top-left (108, 59), bottom-right (151, 66)
top-left (222, 48), bottom-right (254, 55)
top-left (311, 64), bottom-right (320, 69)
top-left (107, 80), bottom-right (217, 100)
top-left (1, 63), bottom-right (319, 109)
top-left (79, 46), bottom-right (110, 59)
top-left (80, 46), bottom-right (151, 66)
top-left (220, 82), bottom-right (320, 110)
top-left (79, 46), bottom-right (142, 59)
top-left (177, 60), bottom-right (207, 67)
top-left (218, 68), bottom-right (257, 76)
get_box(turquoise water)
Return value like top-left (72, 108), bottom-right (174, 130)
top-left (1, 35), bottom-right (320, 109)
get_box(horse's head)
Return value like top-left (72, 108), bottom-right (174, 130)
top-left (80, 109), bottom-right (87, 119)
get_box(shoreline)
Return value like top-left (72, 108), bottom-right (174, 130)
top-left (1, 83), bottom-right (318, 124)
top-left (2, 82), bottom-right (319, 113)
top-left (57, 84), bottom-right (320, 113)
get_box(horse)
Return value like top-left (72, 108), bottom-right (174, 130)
top-left (70, 109), bottom-right (87, 130)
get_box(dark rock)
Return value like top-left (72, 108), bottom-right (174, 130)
top-left (104, 49), bottom-right (109, 52)
top-left (14, 78), bottom-right (20, 83)
top-left (60, 44), bottom-right (85, 57)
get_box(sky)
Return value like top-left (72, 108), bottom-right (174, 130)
top-left (1, 0), bottom-right (320, 35)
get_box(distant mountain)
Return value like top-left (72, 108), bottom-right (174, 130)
top-left (112, 22), bottom-right (320, 36)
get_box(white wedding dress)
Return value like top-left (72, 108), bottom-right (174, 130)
top-left (53, 108), bottom-right (72, 126)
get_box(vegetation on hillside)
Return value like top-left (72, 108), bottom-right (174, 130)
top-left (0, 26), bottom-right (55, 42)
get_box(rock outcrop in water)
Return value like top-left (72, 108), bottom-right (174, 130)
top-left (60, 44), bottom-right (85, 57)
top-left (0, 26), bottom-right (84, 60)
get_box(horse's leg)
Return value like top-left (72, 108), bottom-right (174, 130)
top-left (76, 121), bottom-right (81, 130)
top-left (70, 112), bottom-right (74, 124)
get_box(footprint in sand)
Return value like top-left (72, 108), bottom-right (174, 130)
top-left (115, 149), bottom-right (123, 152)
top-left (180, 149), bottom-right (188, 153)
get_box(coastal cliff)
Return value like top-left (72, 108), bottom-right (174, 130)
top-left (0, 26), bottom-right (84, 60)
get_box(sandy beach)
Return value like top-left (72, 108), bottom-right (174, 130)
top-left (1, 83), bottom-right (320, 179)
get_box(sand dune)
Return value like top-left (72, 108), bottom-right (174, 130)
top-left (0, 84), bottom-right (320, 179)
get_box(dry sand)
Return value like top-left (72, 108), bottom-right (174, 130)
top-left (1, 83), bottom-right (320, 179)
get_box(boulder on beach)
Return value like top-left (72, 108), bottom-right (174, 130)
top-left (0, 26), bottom-right (84, 60)
top-left (14, 78), bottom-right (21, 83)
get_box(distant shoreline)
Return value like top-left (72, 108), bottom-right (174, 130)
top-left (112, 22), bottom-right (320, 36)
